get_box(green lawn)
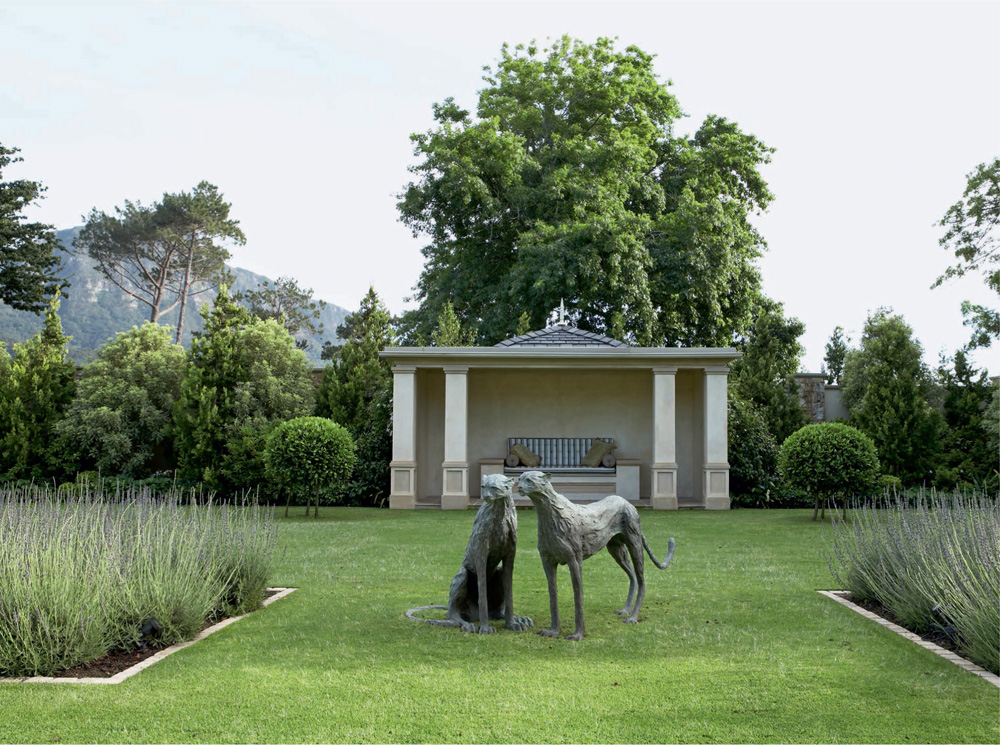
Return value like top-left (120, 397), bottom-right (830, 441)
top-left (2, 508), bottom-right (997, 744)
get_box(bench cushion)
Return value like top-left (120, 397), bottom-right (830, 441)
top-left (581, 438), bottom-right (617, 467)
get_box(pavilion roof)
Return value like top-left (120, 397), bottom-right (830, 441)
top-left (495, 324), bottom-right (627, 348)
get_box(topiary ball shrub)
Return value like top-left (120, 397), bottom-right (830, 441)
top-left (264, 417), bottom-right (356, 518)
top-left (778, 423), bottom-right (880, 520)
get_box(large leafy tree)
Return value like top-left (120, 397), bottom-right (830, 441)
top-left (730, 299), bottom-right (807, 446)
top-left (56, 323), bottom-right (187, 478)
top-left (933, 157), bottom-right (999, 349)
top-left (398, 37), bottom-right (773, 346)
top-left (842, 309), bottom-right (942, 484)
top-left (0, 295), bottom-right (74, 478)
top-left (0, 143), bottom-right (64, 312)
top-left (75, 181), bottom-right (244, 343)
top-left (316, 287), bottom-right (394, 505)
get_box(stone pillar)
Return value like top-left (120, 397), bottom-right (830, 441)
top-left (703, 366), bottom-right (731, 510)
top-left (651, 366), bottom-right (678, 510)
top-left (389, 365), bottom-right (417, 509)
top-left (441, 366), bottom-right (469, 510)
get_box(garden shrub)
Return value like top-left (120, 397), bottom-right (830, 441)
top-left (0, 482), bottom-right (277, 677)
top-left (829, 491), bottom-right (999, 674)
top-left (877, 474), bottom-right (902, 493)
top-left (56, 322), bottom-right (187, 478)
top-left (778, 423), bottom-right (880, 519)
top-left (265, 417), bottom-right (356, 518)
top-left (728, 396), bottom-right (782, 507)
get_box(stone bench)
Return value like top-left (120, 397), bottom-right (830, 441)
top-left (480, 437), bottom-right (640, 502)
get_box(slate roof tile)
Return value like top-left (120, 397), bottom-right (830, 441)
top-left (495, 325), bottom-right (626, 348)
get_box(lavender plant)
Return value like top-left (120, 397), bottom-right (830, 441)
top-left (0, 483), bottom-right (278, 677)
top-left (829, 491), bottom-right (999, 674)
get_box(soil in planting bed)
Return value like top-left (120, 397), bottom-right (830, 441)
top-left (850, 595), bottom-right (968, 660)
top-left (51, 589), bottom-right (282, 679)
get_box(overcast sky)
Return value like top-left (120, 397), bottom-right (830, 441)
top-left (3, 0), bottom-right (998, 373)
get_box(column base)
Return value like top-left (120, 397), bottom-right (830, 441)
top-left (389, 462), bottom-right (416, 510)
top-left (703, 464), bottom-right (730, 510)
top-left (441, 462), bottom-right (469, 510)
top-left (389, 493), bottom-right (416, 510)
top-left (651, 495), bottom-right (679, 510)
top-left (652, 463), bottom-right (678, 509)
top-left (705, 495), bottom-right (731, 510)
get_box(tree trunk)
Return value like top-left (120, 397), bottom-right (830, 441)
top-left (174, 234), bottom-right (197, 344)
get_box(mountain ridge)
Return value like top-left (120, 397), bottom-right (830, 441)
top-left (0, 227), bottom-right (350, 364)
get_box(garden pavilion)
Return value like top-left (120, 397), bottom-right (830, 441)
top-left (380, 320), bottom-right (739, 510)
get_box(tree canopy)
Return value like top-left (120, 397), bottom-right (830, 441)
top-left (933, 157), bottom-right (999, 349)
top-left (730, 299), bottom-right (807, 445)
top-left (237, 276), bottom-right (326, 341)
top-left (398, 37), bottom-right (773, 346)
top-left (0, 143), bottom-right (64, 312)
top-left (75, 181), bottom-right (244, 343)
top-left (842, 309), bottom-right (941, 484)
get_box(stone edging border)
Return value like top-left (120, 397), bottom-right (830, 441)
top-left (0, 587), bottom-right (298, 685)
top-left (819, 590), bottom-right (999, 688)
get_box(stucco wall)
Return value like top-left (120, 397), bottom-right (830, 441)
top-left (415, 369), bottom-right (445, 500)
top-left (675, 369), bottom-right (705, 505)
top-left (825, 386), bottom-right (849, 421)
top-left (465, 369), bottom-right (654, 497)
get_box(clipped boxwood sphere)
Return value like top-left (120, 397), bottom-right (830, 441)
top-left (264, 417), bottom-right (356, 495)
top-left (778, 423), bottom-right (879, 498)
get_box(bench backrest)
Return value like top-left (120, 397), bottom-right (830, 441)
top-left (508, 437), bottom-right (613, 469)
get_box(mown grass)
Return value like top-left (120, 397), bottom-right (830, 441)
top-left (1, 509), bottom-right (997, 744)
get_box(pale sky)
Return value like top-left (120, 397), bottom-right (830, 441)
top-left (3, 0), bottom-right (999, 373)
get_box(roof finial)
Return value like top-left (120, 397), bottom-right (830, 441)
top-left (558, 298), bottom-right (567, 326)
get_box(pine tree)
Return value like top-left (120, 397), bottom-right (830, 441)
top-left (936, 350), bottom-right (996, 489)
top-left (824, 326), bottom-right (849, 385)
top-left (431, 301), bottom-right (475, 346)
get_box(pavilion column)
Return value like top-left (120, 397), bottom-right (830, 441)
top-left (651, 366), bottom-right (678, 510)
top-left (703, 366), bottom-right (731, 510)
top-left (441, 366), bottom-right (469, 510)
top-left (389, 365), bottom-right (417, 510)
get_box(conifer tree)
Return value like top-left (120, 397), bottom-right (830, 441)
top-left (173, 286), bottom-right (313, 490)
top-left (0, 295), bottom-right (74, 477)
top-left (842, 309), bottom-right (941, 484)
top-left (431, 301), bottom-right (475, 346)
top-left (316, 287), bottom-right (395, 504)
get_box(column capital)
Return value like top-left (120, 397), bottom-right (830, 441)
top-left (442, 365), bottom-right (470, 375)
top-left (392, 364), bottom-right (417, 374)
top-left (652, 365), bottom-right (678, 375)
top-left (703, 365), bottom-right (731, 375)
